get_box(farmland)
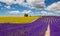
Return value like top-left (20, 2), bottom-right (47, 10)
top-left (0, 16), bottom-right (41, 23)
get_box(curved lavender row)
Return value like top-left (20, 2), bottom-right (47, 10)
top-left (0, 16), bottom-right (60, 36)
top-left (0, 17), bottom-right (48, 36)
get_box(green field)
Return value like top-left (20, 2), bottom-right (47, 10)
top-left (0, 16), bottom-right (41, 23)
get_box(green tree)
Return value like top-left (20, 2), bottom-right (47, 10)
top-left (24, 13), bottom-right (28, 17)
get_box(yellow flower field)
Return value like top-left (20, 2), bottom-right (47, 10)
top-left (0, 16), bottom-right (41, 24)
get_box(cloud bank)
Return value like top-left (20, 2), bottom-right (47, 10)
top-left (8, 10), bottom-right (32, 15)
top-left (27, 0), bottom-right (46, 9)
top-left (0, 0), bottom-right (46, 10)
top-left (0, 0), bottom-right (60, 16)
top-left (46, 1), bottom-right (60, 13)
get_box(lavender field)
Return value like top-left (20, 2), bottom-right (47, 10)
top-left (0, 16), bottom-right (60, 36)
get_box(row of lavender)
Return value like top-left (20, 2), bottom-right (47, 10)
top-left (0, 16), bottom-right (60, 36)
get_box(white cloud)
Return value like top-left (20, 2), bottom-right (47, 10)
top-left (0, 0), bottom-right (17, 4)
top-left (8, 10), bottom-right (32, 15)
top-left (27, 0), bottom-right (46, 10)
top-left (22, 10), bottom-right (31, 14)
top-left (40, 11), bottom-right (55, 16)
top-left (16, 0), bottom-right (24, 4)
top-left (0, 0), bottom-right (46, 10)
top-left (8, 10), bottom-right (20, 14)
top-left (0, 0), bottom-right (25, 5)
top-left (46, 1), bottom-right (60, 13)
top-left (4, 5), bottom-right (11, 9)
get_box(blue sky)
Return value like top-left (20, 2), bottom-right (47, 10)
top-left (0, 0), bottom-right (60, 16)
top-left (45, 0), bottom-right (60, 6)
